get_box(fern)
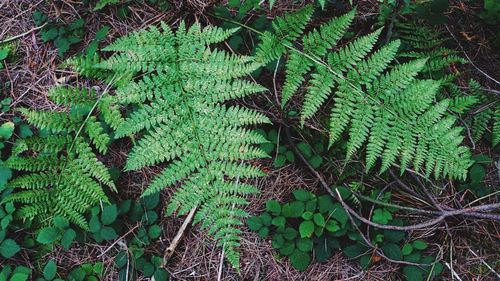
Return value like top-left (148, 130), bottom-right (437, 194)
top-left (464, 80), bottom-right (500, 146)
top-left (256, 6), bottom-right (472, 179)
top-left (95, 22), bottom-right (269, 269)
top-left (395, 22), bottom-right (500, 146)
top-left (4, 86), bottom-right (117, 229)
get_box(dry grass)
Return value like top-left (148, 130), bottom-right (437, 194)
top-left (1, 0), bottom-right (499, 280)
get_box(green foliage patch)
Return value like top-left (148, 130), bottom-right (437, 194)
top-left (33, 11), bottom-right (85, 57)
top-left (255, 5), bottom-right (473, 180)
top-left (249, 188), bottom-right (444, 280)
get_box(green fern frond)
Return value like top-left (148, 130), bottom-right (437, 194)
top-left (5, 85), bottom-right (116, 228)
top-left (101, 21), bottom-right (269, 269)
top-left (255, 5), bottom-right (314, 64)
top-left (5, 137), bottom-right (112, 229)
top-left (256, 7), bottom-right (472, 179)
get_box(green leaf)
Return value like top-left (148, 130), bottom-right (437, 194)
top-left (403, 265), bottom-right (424, 281)
top-left (269, 0), bottom-right (276, 10)
top-left (318, 0), bottom-right (326, 10)
top-left (69, 18), bottom-right (84, 30)
top-left (299, 221), bottom-right (314, 238)
top-left (260, 143), bottom-right (275, 154)
top-left (260, 213), bottom-right (272, 226)
top-left (142, 210), bottom-right (158, 225)
top-left (10, 273), bottom-right (30, 281)
top-left (313, 213), bottom-right (325, 227)
top-left (148, 225), bottom-right (162, 239)
top-left (285, 150), bottom-right (295, 162)
top-left (428, 262), bottom-right (444, 277)
top-left (318, 195), bottom-right (334, 213)
top-left (314, 225), bottom-right (324, 236)
top-left (94, 0), bottom-right (121, 11)
top-left (52, 216), bottom-right (69, 230)
top-left (282, 201), bottom-right (304, 218)
top-left (140, 192), bottom-right (160, 210)
top-left (384, 229), bottom-right (406, 243)
top-left (18, 123), bottom-right (33, 138)
top-left (55, 37), bottom-right (70, 57)
top-left (94, 26), bottom-right (110, 41)
top-left (413, 239), bottom-right (428, 250)
top-left (101, 205), bottom-right (118, 225)
top-left (32, 10), bottom-right (47, 26)
top-left (290, 250), bottom-right (311, 271)
top-left (271, 234), bottom-right (285, 249)
top-left (153, 268), bottom-right (169, 281)
top-left (402, 243), bottom-right (413, 255)
top-left (0, 239), bottom-right (20, 258)
top-left (343, 243), bottom-right (368, 258)
top-left (114, 251), bottom-right (128, 268)
top-left (304, 199), bottom-right (317, 212)
top-left (404, 252), bottom-right (421, 263)
top-left (372, 208), bottom-right (392, 224)
top-left (331, 203), bottom-right (348, 227)
top-left (0, 49), bottom-right (9, 61)
top-left (359, 255), bottom-right (371, 269)
top-left (271, 216), bottom-right (286, 228)
top-left (381, 243), bottom-right (403, 261)
top-left (266, 200), bottom-right (281, 215)
top-left (279, 241), bottom-right (295, 256)
top-left (43, 259), bottom-right (57, 280)
top-left (61, 229), bottom-right (76, 250)
top-left (41, 28), bottom-right (58, 42)
top-left (283, 227), bottom-right (298, 240)
top-left (325, 220), bottom-right (340, 233)
top-left (118, 200), bottom-right (132, 215)
top-left (292, 189), bottom-right (312, 201)
top-left (469, 164), bottom-right (486, 182)
top-left (67, 267), bottom-right (86, 281)
top-left (1, 215), bottom-right (12, 229)
top-left (247, 216), bottom-right (263, 231)
top-left (257, 226), bottom-right (269, 238)
top-left (267, 129), bottom-right (278, 143)
top-left (142, 262), bottom-right (155, 277)
top-left (297, 142), bottom-right (312, 158)
top-left (36, 227), bottom-right (60, 244)
top-left (273, 155), bottom-right (286, 167)
top-left (0, 166), bottom-right (12, 189)
top-left (5, 203), bottom-right (14, 214)
top-left (296, 237), bottom-right (313, 252)
top-left (301, 211), bottom-right (313, 220)
top-left (100, 226), bottom-right (118, 240)
top-left (308, 155), bottom-right (323, 169)
top-left (0, 122), bottom-right (14, 139)
top-left (89, 216), bottom-right (101, 233)
top-left (315, 239), bottom-right (333, 262)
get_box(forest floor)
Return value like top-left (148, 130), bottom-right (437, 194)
top-left (1, 0), bottom-right (499, 280)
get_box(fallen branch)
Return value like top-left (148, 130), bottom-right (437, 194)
top-left (283, 125), bottom-right (500, 232)
top-left (0, 23), bottom-right (47, 44)
top-left (161, 206), bottom-right (197, 267)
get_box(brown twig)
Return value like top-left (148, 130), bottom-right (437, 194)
top-left (97, 223), bottom-right (141, 258)
top-left (161, 206), bottom-right (197, 267)
top-left (445, 25), bottom-right (500, 87)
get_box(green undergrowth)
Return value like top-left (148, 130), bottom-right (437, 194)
top-left (248, 188), bottom-right (444, 281)
top-left (0, 1), bottom-right (498, 280)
